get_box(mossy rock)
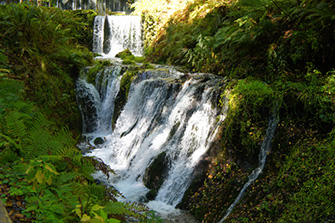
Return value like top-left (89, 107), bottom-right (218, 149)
top-left (122, 59), bottom-right (135, 65)
top-left (94, 137), bottom-right (104, 145)
top-left (143, 152), bottom-right (170, 198)
top-left (115, 48), bottom-right (135, 60)
top-left (145, 189), bottom-right (158, 200)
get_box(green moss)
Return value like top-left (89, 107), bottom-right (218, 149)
top-left (116, 49), bottom-right (148, 65)
top-left (167, 121), bottom-right (180, 141)
top-left (143, 152), bottom-right (170, 194)
top-left (122, 59), bottom-right (136, 65)
top-left (134, 57), bottom-right (146, 63)
top-left (116, 49), bottom-right (135, 60)
top-left (86, 61), bottom-right (110, 84)
top-left (221, 79), bottom-right (280, 164)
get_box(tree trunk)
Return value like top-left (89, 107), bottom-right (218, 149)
top-left (0, 199), bottom-right (12, 223)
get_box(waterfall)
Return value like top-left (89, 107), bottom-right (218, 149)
top-left (92, 16), bottom-right (105, 56)
top-left (76, 66), bottom-right (225, 214)
top-left (76, 65), bottom-right (122, 134)
top-left (218, 104), bottom-right (280, 222)
top-left (56, 0), bottom-right (129, 12)
top-left (92, 15), bottom-right (143, 58)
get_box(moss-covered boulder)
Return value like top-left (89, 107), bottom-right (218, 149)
top-left (94, 137), bottom-right (105, 145)
top-left (143, 152), bottom-right (170, 200)
top-left (115, 48), bottom-right (135, 60)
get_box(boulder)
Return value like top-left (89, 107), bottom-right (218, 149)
top-left (142, 152), bottom-right (170, 200)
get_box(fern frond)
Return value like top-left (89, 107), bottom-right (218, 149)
top-left (39, 155), bottom-right (64, 162)
top-left (25, 126), bottom-right (52, 159)
top-left (5, 110), bottom-right (28, 140)
top-left (53, 146), bottom-right (79, 157)
top-left (85, 184), bottom-right (107, 200)
top-left (0, 132), bottom-right (21, 150)
top-left (29, 112), bottom-right (52, 131)
top-left (58, 172), bottom-right (81, 184)
top-left (54, 126), bottom-right (76, 148)
top-left (13, 100), bottom-right (35, 115)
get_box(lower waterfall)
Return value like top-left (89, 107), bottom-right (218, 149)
top-left (76, 64), bottom-right (226, 217)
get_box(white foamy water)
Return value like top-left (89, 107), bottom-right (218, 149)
top-left (92, 15), bottom-right (143, 57)
top-left (76, 67), bottom-right (225, 216)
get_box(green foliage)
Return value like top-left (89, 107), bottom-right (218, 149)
top-left (142, 0), bottom-right (335, 81)
top-left (272, 68), bottom-right (335, 134)
top-left (221, 79), bottom-right (280, 163)
top-left (0, 4), bottom-right (94, 133)
top-left (0, 5), bottom-right (149, 222)
top-left (0, 77), bottom-right (146, 222)
top-left (276, 139), bottom-right (335, 222)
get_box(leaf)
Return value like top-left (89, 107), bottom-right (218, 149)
top-left (91, 204), bottom-right (103, 212)
top-left (81, 214), bottom-right (91, 222)
top-left (44, 164), bottom-right (59, 175)
top-left (35, 169), bottom-right (44, 184)
top-left (108, 219), bottom-right (121, 223)
top-left (74, 204), bottom-right (82, 218)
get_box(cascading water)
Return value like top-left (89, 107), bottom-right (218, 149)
top-left (76, 65), bottom-right (122, 134)
top-left (92, 15), bottom-right (143, 57)
top-left (76, 65), bottom-right (226, 217)
top-left (218, 105), bottom-right (280, 222)
top-left (56, 0), bottom-right (129, 12)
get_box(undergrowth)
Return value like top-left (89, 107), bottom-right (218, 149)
top-left (0, 3), bottom-right (94, 134)
top-left (136, 0), bottom-right (335, 81)
top-left (0, 4), bottom-right (154, 222)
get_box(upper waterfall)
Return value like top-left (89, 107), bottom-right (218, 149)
top-left (92, 15), bottom-right (143, 58)
top-left (56, 0), bottom-right (130, 13)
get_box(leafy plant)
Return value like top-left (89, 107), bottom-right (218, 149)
top-left (0, 4), bottom-right (93, 132)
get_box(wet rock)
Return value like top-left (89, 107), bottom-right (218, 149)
top-left (94, 137), bottom-right (105, 145)
top-left (145, 189), bottom-right (158, 201)
top-left (103, 16), bottom-right (111, 54)
top-left (143, 152), bottom-right (170, 199)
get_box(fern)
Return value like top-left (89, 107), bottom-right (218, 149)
top-left (53, 126), bottom-right (76, 148)
top-left (58, 172), bottom-right (82, 184)
top-left (0, 132), bottom-right (21, 150)
top-left (25, 127), bottom-right (52, 159)
top-left (54, 146), bottom-right (80, 158)
top-left (5, 110), bottom-right (29, 142)
top-left (85, 184), bottom-right (109, 200)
